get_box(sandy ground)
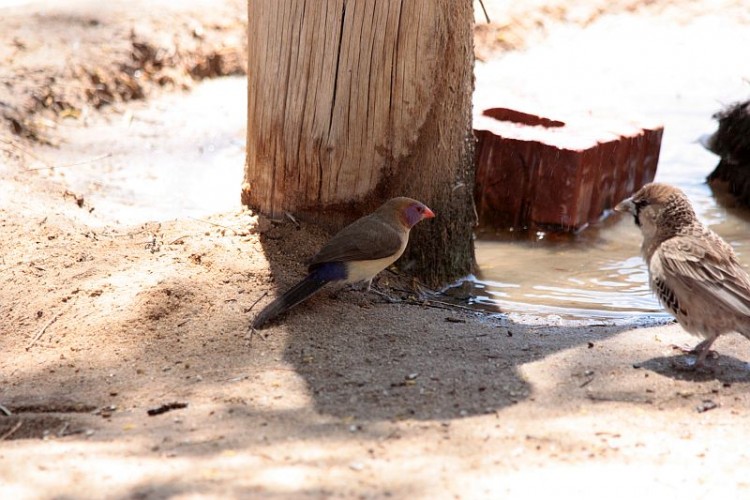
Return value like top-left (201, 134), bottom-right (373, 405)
top-left (2, 1), bottom-right (750, 499)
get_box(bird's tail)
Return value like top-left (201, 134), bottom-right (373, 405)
top-left (252, 272), bottom-right (328, 329)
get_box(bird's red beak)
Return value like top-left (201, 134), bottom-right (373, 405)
top-left (423, 207), bottom-right (435, 219)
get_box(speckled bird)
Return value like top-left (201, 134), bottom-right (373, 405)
top-left (615, 182), bottom-right (750, 368)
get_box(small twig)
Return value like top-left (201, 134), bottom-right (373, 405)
top-left (368, 287), bottom-right (401, 304)
top-left (246, 292), bottom-right (268, 340)
top-left (57, 422), bottom-right (70, 438)
top-left (169, 234), bottom-right (191, 244)
top-left (402, 297), bottom-right (484, 314)
top-left (26, 311), bottom-right (63, 351)
top-left (1, 139), bottom-right (112, 171)
top-left (423, 298), bottom-right (479, 313)
top-left (248, 292), bottom-right (267, 312)
top-left (188, 217), bottom-right (240, 235)
top-left (0, 420), bottom-right (23, 441)
top-left (389, 285), bottom-right (438, 297)
top-left (284, 211), bottom-right (301, 229)
top-left (406, 299), bottom-right (458, 312)
top-left (24, 153), bottom-right (113, 171)
top-left (147, 402), bottom-right (188, 416)
top-left (372, 283), bottom-right (483, 314)
top-left (477, 0), bottom-right (491, 23)
top-left (0, 404), bottom-right (11, 416)
top-left (579, 377), bottom-right (595, 388)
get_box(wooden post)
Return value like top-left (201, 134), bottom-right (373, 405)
top-left (243, 0), bottom-right (475, 286)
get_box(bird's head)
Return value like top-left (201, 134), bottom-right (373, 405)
top-left (615, 183), bottom-right (696, 239)
top-left (380, 197), bottom-right (435, 228)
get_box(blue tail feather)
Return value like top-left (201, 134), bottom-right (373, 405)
top-left (252, 264), bottom-right (346, 329)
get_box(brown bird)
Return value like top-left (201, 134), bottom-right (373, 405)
top-left (615, 182), bottom-right (750, 368)
top-left (252, 197), bottom-right (435, 329)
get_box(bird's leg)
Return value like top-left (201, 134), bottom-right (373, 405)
top-left (670, 338), bottom-right (714, 355)
top-left (672, 337), bottom-right (718, 371)
top-left (693, 337), bottom-right (719, 367)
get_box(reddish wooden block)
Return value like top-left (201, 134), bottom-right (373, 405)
top-left (474, 107), bottom-right (663, 232)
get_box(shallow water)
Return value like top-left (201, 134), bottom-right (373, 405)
top-left (471, 14), bottom-right (750, 322)
top-left (40, 13), bottom-right (750, 324)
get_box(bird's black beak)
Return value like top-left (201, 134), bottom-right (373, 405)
top-left (614, 197), bottom-right (635, 215)
top-left (615, 196), bottom-right (642, 227)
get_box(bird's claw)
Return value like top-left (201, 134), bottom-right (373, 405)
top-left (671, 358), bottom-right (717, 374)
top-left (670, 343), bottom-right (718, 359)
top-left (670, 343), bottom-right (698, 354)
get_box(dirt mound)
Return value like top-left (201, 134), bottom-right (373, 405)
top-left (0, 0), bottom-right (246, 142)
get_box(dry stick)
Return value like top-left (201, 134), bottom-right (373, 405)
top-left (0, 404), bottom-right (11, 416)
top-left (370, 282), bottom-right (484, 313)
top-left (375, 288), bottom-right (484, 314)
top-left (248, 291), bottom-right (268, 312)
top-left (168, 234), bottom-right (191, 245)
top-left (1, 139), bottom-right (112, 171)
top-left (188, 217), bottom-right (240, 235)
top-left (284, 211), bottom-right (301, 228)
top-left (399, 297), bottom-right (480, 314)
top-left (24, 153), bottom-right (113, 171)
top-left (246, 292), bottom-right (268, 340)
top-left (424, 298), bottom-right (481, 313)
top-left (377, 284), bottom-right (480, 314)
top-left (26, 311), bottom-right (63, 351)
top-left (0, 421), bottom-right (23, 441)
top-left (57, 422), bottom-right (70, 438)
top-left (477, 0), bottom-right (491, 23)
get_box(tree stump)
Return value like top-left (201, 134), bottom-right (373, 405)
top-left (243, 1), bottom-right (476, 286)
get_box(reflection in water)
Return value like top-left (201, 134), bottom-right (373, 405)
top-left (471, 219), bottom-right (665, 321)
top-left (470, 15), bottom-right (750, 321)
top-left (471, 195), bottom-right (750, 321)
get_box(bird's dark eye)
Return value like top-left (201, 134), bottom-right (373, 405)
top-left (634, 199), bottom-right (649, 215)
top-left (633, 199), bottom-right (647, 227)
top-left (417, 206), bottom-right (423, 213)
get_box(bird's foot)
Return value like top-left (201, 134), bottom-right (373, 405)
top-left (671, 355), bottom-right (717, 373)
top-left (670, 343), bottom-right (698, 354)
top-left (670, 344), bottom-right (718, 372)
top-left (670, 341), bottom-right (718, 358)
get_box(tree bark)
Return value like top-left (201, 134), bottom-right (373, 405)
top-left (243, 0), bottom-right (475, 287)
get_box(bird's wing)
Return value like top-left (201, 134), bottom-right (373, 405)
top-left (310, 214), bottom-right (406, 265)
top-left (655, 235), bottom-right (750, 316)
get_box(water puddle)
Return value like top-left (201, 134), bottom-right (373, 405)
top-left (471, 14), bottom-right (750, 322)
